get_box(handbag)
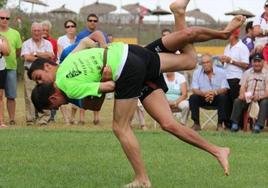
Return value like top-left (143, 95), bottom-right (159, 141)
top-left (82, 48), bottom-right (108, 111)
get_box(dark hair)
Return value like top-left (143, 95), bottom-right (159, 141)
top-left (31, 83), bottom-right (55, 113)
top-left (28, 58), bottom-right (58, 80)
top-left (161, 28), bottom-right (171, 35)
top-left (64, 19), bottom-right (77, 28)
top-left (87, 13), bottom-right (98, 21)
top-left (245, 21), bottom-right (253, 33)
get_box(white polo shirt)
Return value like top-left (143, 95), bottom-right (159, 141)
top-left (21, 38), bottom-right (53, 68)
top-left (223, 40), bottom-right (249, 79)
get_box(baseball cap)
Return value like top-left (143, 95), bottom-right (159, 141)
top-left (252, 53), bottom-right (264, 61)
top-left (265, 0), bottom-right (268, 6)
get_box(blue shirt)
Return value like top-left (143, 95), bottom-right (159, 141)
top-left (191, 66), bottom-right (229, 92)
top-left (75, 28), bottom-right (109, 43)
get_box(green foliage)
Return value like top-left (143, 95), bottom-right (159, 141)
top-left (0, 129), bottom-right (268, 188)
top-left (0, 0), bottom-right (7, 8)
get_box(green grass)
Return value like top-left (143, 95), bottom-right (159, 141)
top-left (0, 128), bottom-right (268, 188)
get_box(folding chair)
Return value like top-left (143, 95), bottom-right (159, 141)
top-left (200, 106), bottom-right (218, 129)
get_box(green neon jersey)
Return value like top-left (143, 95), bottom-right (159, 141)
top-left (55, 42), bottom-right (128, 99)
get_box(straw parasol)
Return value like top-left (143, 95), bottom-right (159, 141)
top-left (21, 0), bottom-right (48, 13)
top-left (186, 8), bottom-right (216, 24)
top-left (225, 8), bottom-right (255, 18)
top-left (49, 4), bottom-right (76, 14)
top-left (151, 6), bottom-right (171, 28)
top-left (80, 0), bottom-right (116, 16)
top-left (122, 3), bottom-right (151, 16)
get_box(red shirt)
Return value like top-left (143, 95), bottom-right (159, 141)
top-left (45, 36), bottom-right (58, 61)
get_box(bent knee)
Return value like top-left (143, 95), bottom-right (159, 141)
top-left (159, 119), bottom-right (178, 132)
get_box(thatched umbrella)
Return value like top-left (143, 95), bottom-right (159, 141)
top-left (122, 3), bottom-right (151, 16)
top-left (49, 4), bottom-right (76, 14)
top-left (225, 9), bottom-right (255, 18)
top-left (186, 8), bottom-right (216, 25)
top-left (21, 0), bottom-right (48, 13)
top-left (151, 6), bottom-right (171, 28)
top-left (122, 3), bottom-right (151, 44)
top-left (80, 0), bottom-right (116, 16)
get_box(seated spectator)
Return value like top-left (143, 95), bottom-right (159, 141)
top-left (253, 0), bottom-right (268, 61)
top-left (189, 53), bottom-right (229, 131)
top-left (164, 72), bottom-right (189, 125)
top-left (230, 53), bottom-right (268, 133)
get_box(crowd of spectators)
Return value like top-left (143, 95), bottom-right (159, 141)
top-left (0, 1), bottom-right (268, 133)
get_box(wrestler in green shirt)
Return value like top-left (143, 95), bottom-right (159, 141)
top-left (56, 42), bottom-right (128, 99)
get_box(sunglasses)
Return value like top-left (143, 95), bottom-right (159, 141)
top-left (87, 19), bottom-right (98, 23)
top-left (0, 17), bottom-right (10, 20)
top-left (65, 25), bottom-right (76, 28)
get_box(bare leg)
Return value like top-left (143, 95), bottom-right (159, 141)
top-left (79, 109), bottom-right (85, 125)
top-left (60, 105), bottom-right (70, 124)
top-left (0, 90), bottom-right (6, 127)
top-left (93, 111), bottom-right (100, 125)
top-left (142, 89), bottom-right (230, 175)
top-left (162, 15), bottom-right (246, 52)
top-left (7, 98), bottom-right (15, 123)
top-left (70, 105), bottom-right (78, 124)
top-left (113, 99), bottom-right (151, 188)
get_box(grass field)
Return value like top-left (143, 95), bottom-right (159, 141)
top-left (1, 82), bottom-right (268, 188)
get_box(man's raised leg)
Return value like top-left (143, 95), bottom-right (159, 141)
top-left (142, 89), bottom-right (230, 175)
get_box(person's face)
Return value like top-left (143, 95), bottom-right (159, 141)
top-left (0, 11), bottom-right (10, 28)
top-left (31, 63), bottom-right (56, 84)
top-left (31, 25), bottom-right (43, 41)
top-left (201, 55), bottom-right (213, 73)
top-left (65, 21), bottom-right (76, 35)
top-left (42, 25), bottom-right (50, 38)
top-left (264, 5), bottom-right (268, 15)
top-left (252, 59), bottom-right (264, 72)
top-left (48, 88), bottom-right (68, 109)
top-left (87, 16), bottom-right (98, 31)
top-left (162, 31), bottom-right (171, 37)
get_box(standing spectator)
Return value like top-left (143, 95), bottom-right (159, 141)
top-left (75, 13), bottom-right (109, 43)
top-left (75, 13), bottom-right (109, 125)
top-left (164, 72), bottom-right (189, 125)
top-left (0, 9), bottom-right (22, 125)
top-left (190, 53), bottom-right (229, 131)
top-left (21, 22), bottom-right (54, 125)
top-left (57, 19), bottom-right (77, 125)
top-left (57, 19), bottom-right (77, 58)
top-left (219, 29), bottom-right (249, 128)
top-left (253, 0), bottom-right (268, 61)
top-left (230, 53), bottom-right (268, 133)
top-left (0, 36), bottom-right (10, 127)
top-left (41, 20), bottom-right (58, 122)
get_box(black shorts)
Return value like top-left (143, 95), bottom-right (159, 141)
top-left (145, 38), bottom-right (173, 53)
top-left (0, 69), bottom-right (7, 89)
top-left (115, 44), bottom-right (167, 100)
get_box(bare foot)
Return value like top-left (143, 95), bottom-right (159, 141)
top-left (124, 180), bottom-right (151, 188)
top-left (170, 0), bottom-right (190, 14)
top-left (216, 147), bottom-right (230, 176)
top-left (224, 15), bottom-right (246, 33)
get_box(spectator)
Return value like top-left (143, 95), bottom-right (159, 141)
top-left (0, 9), bottom-right (22, 125)
top-left (190, 53), bottom-right (229, 131)
top-left (41, 20), bottom-right (57, 61)
top-left (253, 0), bottom-right (268, 60)
top-left (132, 100), bottom-right (147, 130)
top-left (57, 19), bottom-right (78, 125)
top-left (161, 28), bottom-right (172, 37)
top-left (219, 29), bottom-right (249, 128)
top-left (107, 33), bottom-right (113, 43)
top-left (242, 21), bottom-right (255, 56)
top-left (164, 72), bottom-right (189, 125)
top-left (230, 53), bottom-right (268, 133)
top-left (57, 19), bottom-right (77, 58)
top-left (21, 22), bottom-right (54, 125)
top-left (0, 36), bottom-right (10, 127)
top-left (75, 13), bottom-right (109, 43)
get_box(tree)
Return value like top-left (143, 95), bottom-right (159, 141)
top-left (0, 0), bottom-right (7, 8)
